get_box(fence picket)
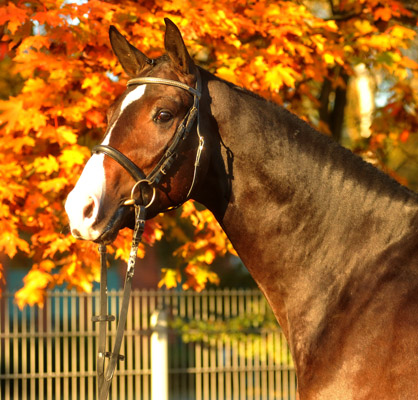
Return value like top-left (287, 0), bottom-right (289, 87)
top-left (1, 289), bottom-right (296, 399)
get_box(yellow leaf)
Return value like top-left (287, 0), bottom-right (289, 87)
top-left (22, 77), bottom-right (46, 94)
top-left (38, 177), bottom-right (68, 193)
top-left (15, 268), bottom-right (54, 308)
top-left (354, 20), bottom-right (374, 36)
top-left (182, 263), bottom-right (220, 292)
top-left (365, 35), bottom-right (392, 51)
top-left (266, 65), bottom-right (297, 90)
top-left (56, 126), bottom-right (78, 145)
top-left (59, 146), bottom-right (88, 169)
top-left (158, 268), bottom-right (180, 289)
top-left (216, 67), bottom-right (238, 84)
top-left (390, 26), bottom-right (416, 40)
top-left (43, 236), bottom-right (74, 258)
top-left (323, 53), bottom-right (335, 65)
top-left (33, 155), bottom-right (59, 176)
top-left (203, 249), bottom-right (215, 264)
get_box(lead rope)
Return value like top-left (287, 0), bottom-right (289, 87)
top-left (92, 204), bottom-right (146, 400)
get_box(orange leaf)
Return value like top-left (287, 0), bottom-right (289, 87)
top-left (374, 7), bottom-right (392, 21)
top-left (0, 3), bottom-right (28, 33)
top-left (0, 220), bottom-right (30, 258)
top-left (399, 129), bottom-right (409, 142)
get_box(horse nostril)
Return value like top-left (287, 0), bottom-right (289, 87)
top-left (83, 199), bottom-right (95, 220)
top-left (72, 229), bottom-right (81, 238)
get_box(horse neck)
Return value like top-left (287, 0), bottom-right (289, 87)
top-left (199, 75), bottom-right (418, 362)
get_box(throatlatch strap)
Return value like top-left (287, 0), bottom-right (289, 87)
top-left (94, 205), bottom-right (146, 400)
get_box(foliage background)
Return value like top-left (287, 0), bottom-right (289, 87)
top-left (0, 0), bottom-right (417, 307)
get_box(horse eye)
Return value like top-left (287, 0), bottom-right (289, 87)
top-left (155, 110), bottom-right (173, 123)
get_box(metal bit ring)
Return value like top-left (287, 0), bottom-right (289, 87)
top-left (123, 179), bottom-right (156, 208)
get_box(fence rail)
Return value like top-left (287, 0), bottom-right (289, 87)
top-left (0, 289), bottom-right (296, 400)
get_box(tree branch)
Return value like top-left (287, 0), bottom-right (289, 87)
top-left (325, 11), bottom-right (362, 21)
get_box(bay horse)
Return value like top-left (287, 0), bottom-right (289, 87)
top-left (65, 19), bottom-right (418, 399)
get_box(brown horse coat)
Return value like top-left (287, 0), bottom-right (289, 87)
top-left (66, 20), bottom-right (418, 399)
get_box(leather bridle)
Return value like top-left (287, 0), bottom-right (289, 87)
top-left (92, 69), bottom-right (203, 209)
top-left (91, 70), bottom-right (203, 400)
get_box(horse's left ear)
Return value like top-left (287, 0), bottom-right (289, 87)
top-left (164, 18), bottom-right (195, 74)
top-left (109, 25), bottom-right (152, 77)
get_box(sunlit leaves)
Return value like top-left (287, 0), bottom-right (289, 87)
top-left (0, 220), bottom-right (30, 259)
top-left (158, 268), bottom-right (181, 290)
top-left (15, 266), bottom-right (54, 308)
top-left (0, 3), bottom-right (28, 34)
top-left (1, 0), bottom-right (417, 304)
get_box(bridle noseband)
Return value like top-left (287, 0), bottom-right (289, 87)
top-left (91, 70), bottom-right (203, 400)
top-left (92, 69), bottom-right (203, 209)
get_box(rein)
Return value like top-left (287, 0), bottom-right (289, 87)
top-left (91, 71), bottom-right (202, 400)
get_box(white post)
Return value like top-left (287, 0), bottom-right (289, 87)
top-left (151, 309), bottom-right (169, 400)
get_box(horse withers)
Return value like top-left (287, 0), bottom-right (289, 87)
top-left (65, 19), bottom-right (418, 399)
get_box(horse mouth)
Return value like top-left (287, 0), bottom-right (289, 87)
top-left (94, 205), bottom-right (134, 244)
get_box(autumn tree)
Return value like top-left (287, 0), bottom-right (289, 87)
top-left (0, 0), bottom-right (417, 307)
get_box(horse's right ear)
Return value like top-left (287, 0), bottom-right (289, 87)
top-left (109, 26), bottom-right (151, 77)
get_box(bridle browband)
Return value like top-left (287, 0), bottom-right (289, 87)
top-left (91, 70), bottom-right (203, 400)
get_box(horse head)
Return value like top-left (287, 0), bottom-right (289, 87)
top-left (65, 19), bottom-right (210, 244)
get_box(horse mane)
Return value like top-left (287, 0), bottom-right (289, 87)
top-left (204, 67), bottom-right (417, 203)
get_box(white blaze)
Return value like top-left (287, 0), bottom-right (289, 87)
top-left (121, 85), bottom-right (146, 112)
top-left (65, 84), bottom-right (146, 240)
top-left (65, 154), bottom-right (106, 240)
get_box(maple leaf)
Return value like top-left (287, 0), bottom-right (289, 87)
top-left (216, 67), bottom-right (239, 84)
top-left (0, 220), bottom-right (30, 258)
top-left (59, 146), bottom-right (89, 169)
top-left (38, 177), bottom-right (68, 194)
top-left (56, 126), bottom-right (78, 145)
top-left (0, 0), bottom-right (416, 307)
top-left (33, 10), bottom-right (64, 27)
top-left (266, 65), bottom-right (298, 90)
top-left (15, 266), bottom-right (55, 308)
top-left (33, 155), bottom-right (60, 176)
top-left (182, 263), bottom-right (220, 292)
top-left (0, 3), bottom-right (28, 34)
top-left (158, 268), bottom-right (181, 289)
top-left (0, 98), bottom-right (24, 134)
top-left (374, 7), bottom-right (392, 21)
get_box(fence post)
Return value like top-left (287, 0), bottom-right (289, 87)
top-left (150, 309), bottom-right (169, 400)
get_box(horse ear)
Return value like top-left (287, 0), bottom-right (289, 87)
top-left (164, 18), bottom-right (195, 74)
top-left (109, 26), bottom-right (151, 77)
